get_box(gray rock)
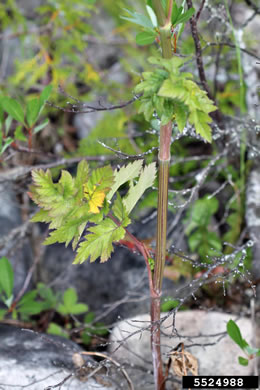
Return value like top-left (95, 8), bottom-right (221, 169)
top-left (38, 212), bottom-right (186, 325)
top-left (0, 183), bottom-right (32, 295)
top-left (16, 0), bottom-right (44, 16)
top-left (85, 9), bottom-right (121, 70)
top-left (0, 324), bottom-right (119, 390)
top-left (109, 311), bottom-right (254, 383)
top-left (74, 110), bottom-right (104, 140)
top-left (39, 243), bottom-right (153, 324)
top-left (246, 168), bottom-right (260, 297)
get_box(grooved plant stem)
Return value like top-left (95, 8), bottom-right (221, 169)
top-left (151, 1), bottom-right (173, 390)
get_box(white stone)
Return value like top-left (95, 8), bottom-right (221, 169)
top-left (109, 310), bottom-right (254, 376)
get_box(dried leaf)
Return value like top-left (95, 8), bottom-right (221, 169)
top-left (72, 353), bottom-right (85, 368)
top-left (170, 350), bottom-right (198, 377)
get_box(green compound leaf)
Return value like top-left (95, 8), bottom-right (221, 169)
top-left (74, 218), bottom-right (125, 264)
top-left (87, 165), bottom-right (114, 193)
top-left (30, 162), bottom-right (115, 252)
top-left (188, 110), bottom-right (212, 143)
top-left (123, 162), bottom-right (157, 214)
top-left (75, 160), bottom-right (89, 186)
top-left (0, 97), bottom-right (24, 124)
top-left (43, 218), bottom-right (87, 248)
top-left (107, 160), bottom-right (143, 201)
top-left (58, 287), bottom-right (88, 315)
top-left (227, 319), bottom-right (248, 351)
top-left (158, 79), bottom-right (188, 101)
top-left (173, 101), bottom-right (188, 131)
top-left (135, 57), bottom-right (217, 142)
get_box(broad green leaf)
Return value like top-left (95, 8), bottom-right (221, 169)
top-left (64, 287), bottom-right (77, 306)
top-left (82, 331), bottom-right (92, 345)
top-left (206, 231), bottom-right (222, 253)
top-left (123, 162), bottom-right (157, 213)
top-left (0, 106), bottom-right (3, 124)
top-left (107, 160), bottom-right (143, 201)
top-left (0, 137), bottom-right (13, 155)
top-left (58, 289), bottom-right (88, 314)
top-left (121, 9), bottom-right (154, 29)
top-left (3, 295), bottom-right (13, 308)
top-left (171, 3), bottom-right (181, 25)
top-left (17, 301), bottom-right (44, 315)
top-left (17, 290), bottom-right (37, 306)
top-left (84, 312), bottom-right (95, 323)
top-left (186, 196), bottom-right (219, 234)
top-left (188, 230), bottom-right (203, 252)
top-left (37, 283), bottom-right (57, 308)
top-left (136, 30), bottom-right (157, 46)
top-left (238, 356), bottom-right (248, 366)
top-left (17, 291), bottom-right (45, 315)
top-left (0, 97), bottom-right (24, 124)
top-left (0, 257), bottom-right (14, 299)
top-left (39, 85), bottom-right (52, 114)
top-left (146, 5), bottom-right (157, 27)
top-left (26, 98), bottom-right (40, 127)
top-left (47, 323), bottom-right (69, 338)
top-left (5, 115), bottom-right (13, 134)
top-left (74, 218), bottom-right (125, 264)
top-left (69, 303), bottom-right (89, 315)
top-left (174, 7), bottom-right (195, 26)
top-left (14, 125), bottom-right (27, 142)
top-left (33, 118), bottom-right (49, 134)
top-left (227, 320), bottom-right (248, 350)
top-left (161, 298), bottom-right (179, 312)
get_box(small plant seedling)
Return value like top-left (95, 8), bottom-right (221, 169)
top-left (0, 85), bottom-right (52, 153)
top-left (0, 257), bottom-right (104, 345)
top-left (227, 319), bottom-right (260, 366)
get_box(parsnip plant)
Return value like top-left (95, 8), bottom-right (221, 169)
top-left (2, 1), bottom-right (219, 389)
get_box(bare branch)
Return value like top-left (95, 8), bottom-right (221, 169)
top-left (243, 0), bottom-right (260, 14)
top-left (196, 0), bottom-right (206, 21)
top-left (46, 93), bottom-right (142, 114)
top-left (203, 42), bottom-right (260, 62)
top-left (79, 351), bottom-right (135, 390)
top-left (186, 0), bottom-right (214, 101)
